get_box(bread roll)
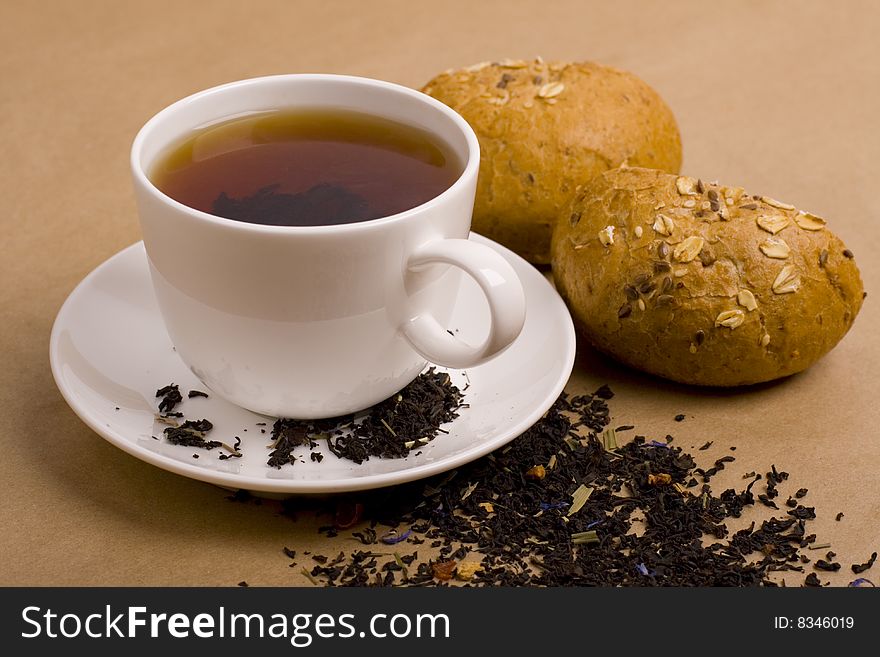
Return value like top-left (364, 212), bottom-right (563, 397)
top-left (421, 59), bottom-right (682, 264)
top-left (551, 167), bottom-right (864, 386)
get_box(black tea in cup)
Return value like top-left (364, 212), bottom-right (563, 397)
top-left (150, 108), bottom-right (461, 226)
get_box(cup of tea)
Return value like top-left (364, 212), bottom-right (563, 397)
top-left (130, 74), bottom-right (526, 419)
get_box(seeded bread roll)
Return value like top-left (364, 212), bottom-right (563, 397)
top-left (421, 59), bottom-right (682, 264)
top-left (551, 167), bottom-right (864, 386)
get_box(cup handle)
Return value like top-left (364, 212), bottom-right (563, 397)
top-left (402, 238), bottom-right (526, 369)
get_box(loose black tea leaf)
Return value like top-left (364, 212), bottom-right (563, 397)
top-left (593, 385), bottom-right (614, 400)
top-left (696, 455), bottom-right (736, 482)
top-left (268, 385), bottom-right (871, 588)
top-left (155, 383), bottom-right (182, 413)
top-left (267, 368), bottom-right (464, 467)
top-left (758, 494), bottom-right (779, 509)
top-left (352, 528), bottom-right (378, 545)
top-left (267, 423), bottom-right (310, 468)
top-left (804, 573), bottom-right (822, 587)
top-left (182, 418), bottom-right (213, 433)
top-left (852, 552), bottom-right (877, 574)
top-left (163, 419), bottom-right (222, 450)
top-left (188, 390), bottom-right (209, 399)
top-left (787, 505), bottom-right (816, 520)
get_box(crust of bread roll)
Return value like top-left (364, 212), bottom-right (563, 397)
top-left (551, 167), bottom-right (864, 386)
top-left (422, 59), bottom-right (682, 264)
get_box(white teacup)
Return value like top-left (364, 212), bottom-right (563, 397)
top-left (130, 74), bottom-right (526, 419)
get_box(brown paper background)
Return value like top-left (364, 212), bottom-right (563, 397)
top-left (1, 0), bottom-right (878, 586)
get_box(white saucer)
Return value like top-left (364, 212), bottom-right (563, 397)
top-left (50, 233), bottom-right (575, 494)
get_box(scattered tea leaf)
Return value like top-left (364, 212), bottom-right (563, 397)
top-left (571, 530), bottom-right (599, 545)
top-left (852, 552), bottom-right (877, 574)
top-left (156, 383), bottom-right (183, 413)
top-left (567, 484), bottom-right (594, 516)
top-left (601, 428), bottom-right (618, 450)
